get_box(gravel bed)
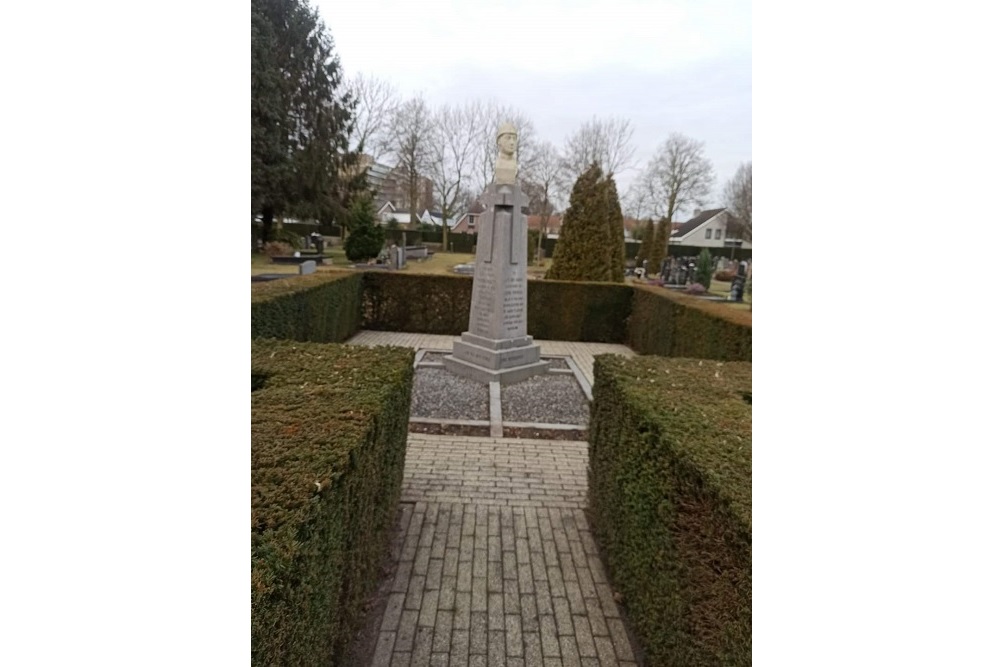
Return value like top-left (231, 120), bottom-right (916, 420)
top-left (410, 367), bottom-right (490, 420)
top-left (419, 351), bottom-right (449, 364)
top-left (501, 374), bottom-right (589, 425)
top-left (545, 357), bottom-right (570, 370)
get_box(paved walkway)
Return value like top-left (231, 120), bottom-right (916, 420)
top-left (346, 332), bottom-right (641, 666)
top-left (345, 332), bottom-right (634, 386)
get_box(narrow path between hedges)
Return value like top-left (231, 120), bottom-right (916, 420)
top-left (346, 332), bottom-right (642, 666)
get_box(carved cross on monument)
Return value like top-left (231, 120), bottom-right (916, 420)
top-left (443, 123), bottom-right (549, 384)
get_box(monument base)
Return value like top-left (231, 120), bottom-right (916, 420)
top-left (443, 333), bottom-right (549, 385)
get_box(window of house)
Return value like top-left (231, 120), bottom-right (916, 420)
top-left (715, 229), bottom-right (722, 239)
top-left (705, 228), bottom-right (712, 239)
top-left (468, 215), bottom-right (476, 226)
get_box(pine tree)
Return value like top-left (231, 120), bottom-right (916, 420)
top-left (251, 0), bottom-right (364, 242)
top-left (695, 248), bottom-right (714, 289)
top-left (633, 219), bottom-right (655, 267)
top-left (545, 164), bottom-right (610, 282)
top-left (343, 195), bottom-right (385, 261)
top-left (602, 175), bottom-right (626, 283)
top-left (647, 217), bottom-right (669, 276)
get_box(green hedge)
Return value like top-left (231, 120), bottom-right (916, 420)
top-left (251, 340), bottom-right (415, 666)
top-left (362, 273), bottom-right (473, 334)
top-left (627, 285), bottom-right (752, 361)
top-left (251, 271), bottom-right (750, 361)
top-left (527, 279), bottom-right (632, 342)
top-left (589, 355), bottom-right (752, 666)
top-left (361, 273), bottom-right (635, 343)
top-left (251, 272), bottom-right (363, 343)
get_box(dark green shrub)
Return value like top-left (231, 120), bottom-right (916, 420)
top-left (251, 340), bottom-right (414, 666)
top-left (695, 248), bottom-right (714, 289)
top-left (527, 279), bottom-right (632, 342)
top-left (362, 273), bottom-right (473, 335)
top-left (251, 272), bottom-right (363, 343)
top-left (344, 196), bottom-right (385, 261)
top-left (627, 285), bottom-right (751, 361)
top-left (589, 355), bottom-right (751, 667)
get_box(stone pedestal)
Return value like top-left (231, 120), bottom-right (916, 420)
top-left (443, 183), bottom-right (548, 384)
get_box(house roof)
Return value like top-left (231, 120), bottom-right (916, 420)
top-left (670, 209), bottom-right (727, 238)
top-left (526, 215), bottom-right (563, 232)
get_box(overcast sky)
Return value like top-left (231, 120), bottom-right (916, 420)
top-left (316, 0), bottom-right (750, 218)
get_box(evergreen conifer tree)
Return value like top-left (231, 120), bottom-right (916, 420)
top-left (602, 175), bottom-right (626, 283)
top-left (695, 248), bottom-right (714, 289)
top-left (545, 164), bottom-right (609, 282)
top-left (251, 0), bottom-right (364, 242)
top-left (633, 219), bottom-right (655, 267)
top-left (343, 195), bottom-right (385, 261)
top-left (647, 217), bottom-right (669, 276)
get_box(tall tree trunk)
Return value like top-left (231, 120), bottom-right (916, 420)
top-left (262, 206), bottom-right (275, 244)
top-left (442, 208), bottom-right (449, 252)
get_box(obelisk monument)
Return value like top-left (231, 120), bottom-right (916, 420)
top-left (443, 123), bottom-right (549, 384)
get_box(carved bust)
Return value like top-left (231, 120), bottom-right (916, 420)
top-left (494, 122), bottom-right (517, 185)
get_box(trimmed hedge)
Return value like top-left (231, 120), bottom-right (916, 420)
top-left (627, 285), bottom-right (752, 361)
top-left (589, 355), bottom-right (752, 666)
top-left (362, 272), bottom-right (473, 335)
top-left (251, 340), bottom-right (415, 666)
top-left (251, 271), bottom-right (750, 361)
top-left (527, 279), bottom-right (632, 343)
top-left (361, 273), bottom-right (635, 343)
top-left (251, 272), bottom-right (363, 343)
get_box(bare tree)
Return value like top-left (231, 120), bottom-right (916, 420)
top-left (471, 101), bottom-right (539, 196)
top-left (644, 133), bottom-right (715, 254)
top-left (559, 116), bottom-right (636, 187)
top-left (520, 140), bottom-right (562, 262)
top-left (346, 73), bottom-right (399, 161)
top-left (723, 161), bottom-right (752, 241)
top-left (623, 167), bottom-right (665, 221)
top-left (428, 101), bottom-right (485, 251)
top-left (387, 95), bottom-right (433, 224)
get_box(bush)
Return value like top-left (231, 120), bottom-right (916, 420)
top-left (714, 270), bottom-right (736, 282)
top-left (344, 196), bottom-right (385, 262)
top-left (361, 273), bottom-right (634, 343)
top-left (695, 248), bottom-right (713, 289)
top-left (589, 355), bottom-right (751, 666)
top-left (262, 241), bottom-right (294, 258)
top-left (252, 272), bottom-right (363, 343)
top-left (252, 340), bottom-right (414, 666)
top-left (627, 285), bottom-right (752, 361)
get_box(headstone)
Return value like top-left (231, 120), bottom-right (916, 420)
top-left (443, 123), bottom-right (548, 385)
top-left (299, 260), bottom-right (316, 275)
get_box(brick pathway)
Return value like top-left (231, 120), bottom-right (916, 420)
top-left (372, 435), bottom-right (639, 667)
top-left (346, 333), bottom-right (641, 666)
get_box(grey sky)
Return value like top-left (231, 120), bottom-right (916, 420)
top-left (318, 0), bottom-right (750, 218)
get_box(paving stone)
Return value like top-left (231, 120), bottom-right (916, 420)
top-left (373, 632), bottom-right (396, 667)
top-left (592, 636), bottom-right (617, 667)
top-left (489, 630), bottom-right (507, 667)
top-left (449, 586), bottom-right (470, 620)
top-left (505, 614), bottom-right (523, 657)
top-left (397, 610), bottom-right (420, 652)
top-left (606, 618), bottom-right (634, 662)
top-left (427, 558), bottom-right (444, 591)
top-left (557, 636), bottom-right (581, 667)
top-left (572, 616), bottom-right (596, 658)
top-left (552, 597), bottom-right (574, 636)
top-left (539, 615), bottom-right (560, 657)
top-left (472, 577), bottom-right (488, 613)
top-left (439, 575), bottom-right (457, 610)
top-left (520, 593), bottom-right (539, 633)
top-left (583, 599), bottom-right (608, 637)
top-left (382, 592), bottom-right (407, 632)
top-left (431, 653), bottom-right (450, 667)
top-left (391, 651), bottom-right (412, 667)
top-left (470, 612), bottom-right (488, 655)
top-left (488, 592), bottom-right (505, 630)
top-left (412, 626), bottom-right (435, 667)
top-left (433, 611), bottom-right (454, 653)
top-left (419, 588), bottom-right (441, 627)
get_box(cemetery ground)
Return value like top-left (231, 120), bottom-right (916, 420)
top-left (251, 249), bottom-right (750, 309)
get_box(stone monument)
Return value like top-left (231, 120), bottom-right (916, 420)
top-left (443, 123), bottom-right (549, 384)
